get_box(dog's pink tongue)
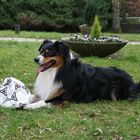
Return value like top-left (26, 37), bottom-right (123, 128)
top-left (37, 66), bottom-right (45, 73)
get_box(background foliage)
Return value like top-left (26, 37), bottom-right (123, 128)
top-left (84, 0), bottom-right (112, 30)
top-left (0, 0), bottom-right (112, 32)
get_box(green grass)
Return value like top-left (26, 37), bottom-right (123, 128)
top-left (0, 41), bottom-right (140, 139)
top-left (103, 32), bottom-right (140, 42)
top-left (0, 30), bottom-right (70, 40)
top-left (0, 30), bottom-right (140, 41)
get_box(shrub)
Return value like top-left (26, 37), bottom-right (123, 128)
top-left (90, 16), bottom-right (102, 38)
top-left (0, 0), bottom-right (87, 31)
top-left (0, 0), bottom-right (112, 31)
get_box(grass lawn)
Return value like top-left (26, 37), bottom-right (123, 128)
top-left (0, 30), bottom-right (70, 40)
top-left (103, 32), bottom-right (140, 42)
top-left (0, 30), bottom-right (140, 41)
top-left (0, 41), bottom-right (140, 139)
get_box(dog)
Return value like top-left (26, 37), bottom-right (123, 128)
top-left (24, 39), bottom-right (140, 109)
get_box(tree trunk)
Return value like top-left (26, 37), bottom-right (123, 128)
top-left (112, 0), bottom-right (122, 32)
top-left (121, 0), bottom-right (126, 23)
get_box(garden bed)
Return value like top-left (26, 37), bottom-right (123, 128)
top-left (63, 40), bottom-right (127, 57)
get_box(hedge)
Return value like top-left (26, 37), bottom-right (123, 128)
top-left (0, 0), bottom-right (112, 32)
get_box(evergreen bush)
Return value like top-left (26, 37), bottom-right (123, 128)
top-left (90, 16), bottom-right (102, 39)
top-left (0, 0), bottom-right (112, 31)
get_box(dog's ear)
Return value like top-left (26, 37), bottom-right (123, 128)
top-left (55, 41), bottom-right (69, 59)
top-left (38, 39), bottom-right (52, 52)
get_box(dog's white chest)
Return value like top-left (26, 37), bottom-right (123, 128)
top-left (34, 68), bottom-right (61, 100)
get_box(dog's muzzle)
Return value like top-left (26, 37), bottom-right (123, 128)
top-left (34, 57), bottom-right (40, 64)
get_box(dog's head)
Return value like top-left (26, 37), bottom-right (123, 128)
top-left (34, 39), bottom-right (70, 72)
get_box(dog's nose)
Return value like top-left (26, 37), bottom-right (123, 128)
top-left (34, 57), bottom-right (39, 63)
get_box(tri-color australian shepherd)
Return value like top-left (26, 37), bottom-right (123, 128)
top-left (24, 39), bottom-right (140, 109)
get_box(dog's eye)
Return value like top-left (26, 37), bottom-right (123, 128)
top-left (43, 49), bottom-right (52, 57)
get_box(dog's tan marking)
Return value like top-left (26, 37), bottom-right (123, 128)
top-left (42, 56), bottom-right (53, 64)
top-left (52, 56), bottom-right (63, 69)
top-left (43, 56), bottom-right (63, 69)
top-left (45, 49), bottom-right (49, 53)
top-left (47, 89), bottom-right (64, 100)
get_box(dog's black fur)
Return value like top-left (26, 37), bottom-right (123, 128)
top-left (39, 40), bottom-right (140, 103)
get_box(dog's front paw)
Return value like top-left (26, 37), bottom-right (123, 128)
top-left (24, 103), bottom-right (36, 110)
top-left (24, 100), bottom-right (52, 109)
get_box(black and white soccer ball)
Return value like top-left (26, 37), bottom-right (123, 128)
top-left (0, 77), bottom-right (31, 108)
